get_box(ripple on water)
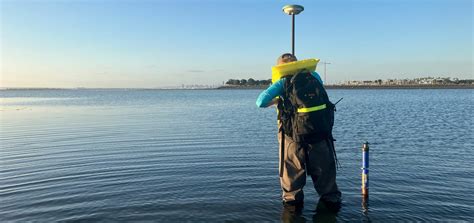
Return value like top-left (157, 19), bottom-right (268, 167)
top-left (1, 89), bottom-right (473, 222)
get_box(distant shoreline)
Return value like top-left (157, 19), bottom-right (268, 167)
top-left (1, 84), bottom-right (473, 91)
top-left (218, 84), bottom-right (474, 90)
top-left (325, 84), bottom-right (474, 89)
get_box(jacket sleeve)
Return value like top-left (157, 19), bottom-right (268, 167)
top-left (256, 79), bottom-right (285, 108)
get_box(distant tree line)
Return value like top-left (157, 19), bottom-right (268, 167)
top-left (225, 78), bottom-right (272, 86)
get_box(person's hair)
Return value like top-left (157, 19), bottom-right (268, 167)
top-left (277, 53), bottom-right (297, 65)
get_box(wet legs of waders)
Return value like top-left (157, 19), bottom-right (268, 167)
top-left (278, 133), bottom-right (306, 205)
top-left (306, 139), bottom-right (342, 204)
top-left (281, 203), bottom-right (306, 223)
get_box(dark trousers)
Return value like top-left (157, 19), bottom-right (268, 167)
top-left (278, 133), bottom-right (341, 203)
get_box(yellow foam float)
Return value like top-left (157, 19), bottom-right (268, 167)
top-left (271, 58), bottom-right (320, 83)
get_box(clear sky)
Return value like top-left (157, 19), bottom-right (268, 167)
top-left (1, 0), bottom-right (472, 88)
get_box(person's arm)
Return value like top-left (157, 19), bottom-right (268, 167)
top-left (256, 79), bottom-right (284, 108)
top-left (266, 98), bottom-right (280, 107)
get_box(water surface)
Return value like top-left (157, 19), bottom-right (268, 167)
top-left (1, 89), bottom-right (473, 222)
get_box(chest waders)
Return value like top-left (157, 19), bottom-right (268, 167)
top-left (278, 107), bottom-right (340, 178)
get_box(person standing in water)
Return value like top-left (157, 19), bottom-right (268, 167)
top-left (256, 53), bottom-right (342, 212)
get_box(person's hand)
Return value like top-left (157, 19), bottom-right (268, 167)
top-left (267, 98), bottom-right (280, 107)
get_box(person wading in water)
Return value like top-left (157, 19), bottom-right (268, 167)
top-left (256, 53), bottom-right (342, 212)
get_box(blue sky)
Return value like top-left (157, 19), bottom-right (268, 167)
top-left (1, 0), bottom-right (472, 88)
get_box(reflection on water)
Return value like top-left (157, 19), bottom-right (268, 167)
top-left (280, 199), bottom-right (339, 223)
top-left (1, 89), bottom-right (473, 222)
top-left (312, 200), bottom-right (338, 223)
top-left (361, 196), bottom-right (371, 222)
top-left (281, 204), bottom-right (306, 223)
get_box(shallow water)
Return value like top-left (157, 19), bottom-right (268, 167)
top-left (1, 89), bottom-right (473, 222)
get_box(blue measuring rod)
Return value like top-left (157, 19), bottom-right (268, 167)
top-left (362, 142), bottom-right (369, 197)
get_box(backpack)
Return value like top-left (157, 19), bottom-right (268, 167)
top-left (278, 71), bottom-right (335, 143)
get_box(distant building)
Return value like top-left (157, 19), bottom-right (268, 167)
top-left (316, 76), bottom-right (471, 86)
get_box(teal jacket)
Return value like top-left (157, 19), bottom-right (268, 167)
top-left (256, 72), bottom-right (323, 107)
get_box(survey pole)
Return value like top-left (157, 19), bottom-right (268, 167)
top-left (292, 14), bottom-right (295, 55)
top-left (282, 5), bottom-right (304, 56)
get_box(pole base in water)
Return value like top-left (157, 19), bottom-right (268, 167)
top-left (362, 195), bottom-right (369, 214)
top-left (362, 188), bottom-right (368, 197)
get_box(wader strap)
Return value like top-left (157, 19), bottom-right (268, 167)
top-left (302, 143), bottom-right (310, 176)
top-left (326, 138), bottom-right (340, 170)
top-left (279, 128), bottom-right (285, 177)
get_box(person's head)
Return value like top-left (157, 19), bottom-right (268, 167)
top-left (277, 53), bottom-right (297, 65)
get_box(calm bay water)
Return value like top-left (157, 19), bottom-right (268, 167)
top-left (1, 89), bottom-right (473, 222)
